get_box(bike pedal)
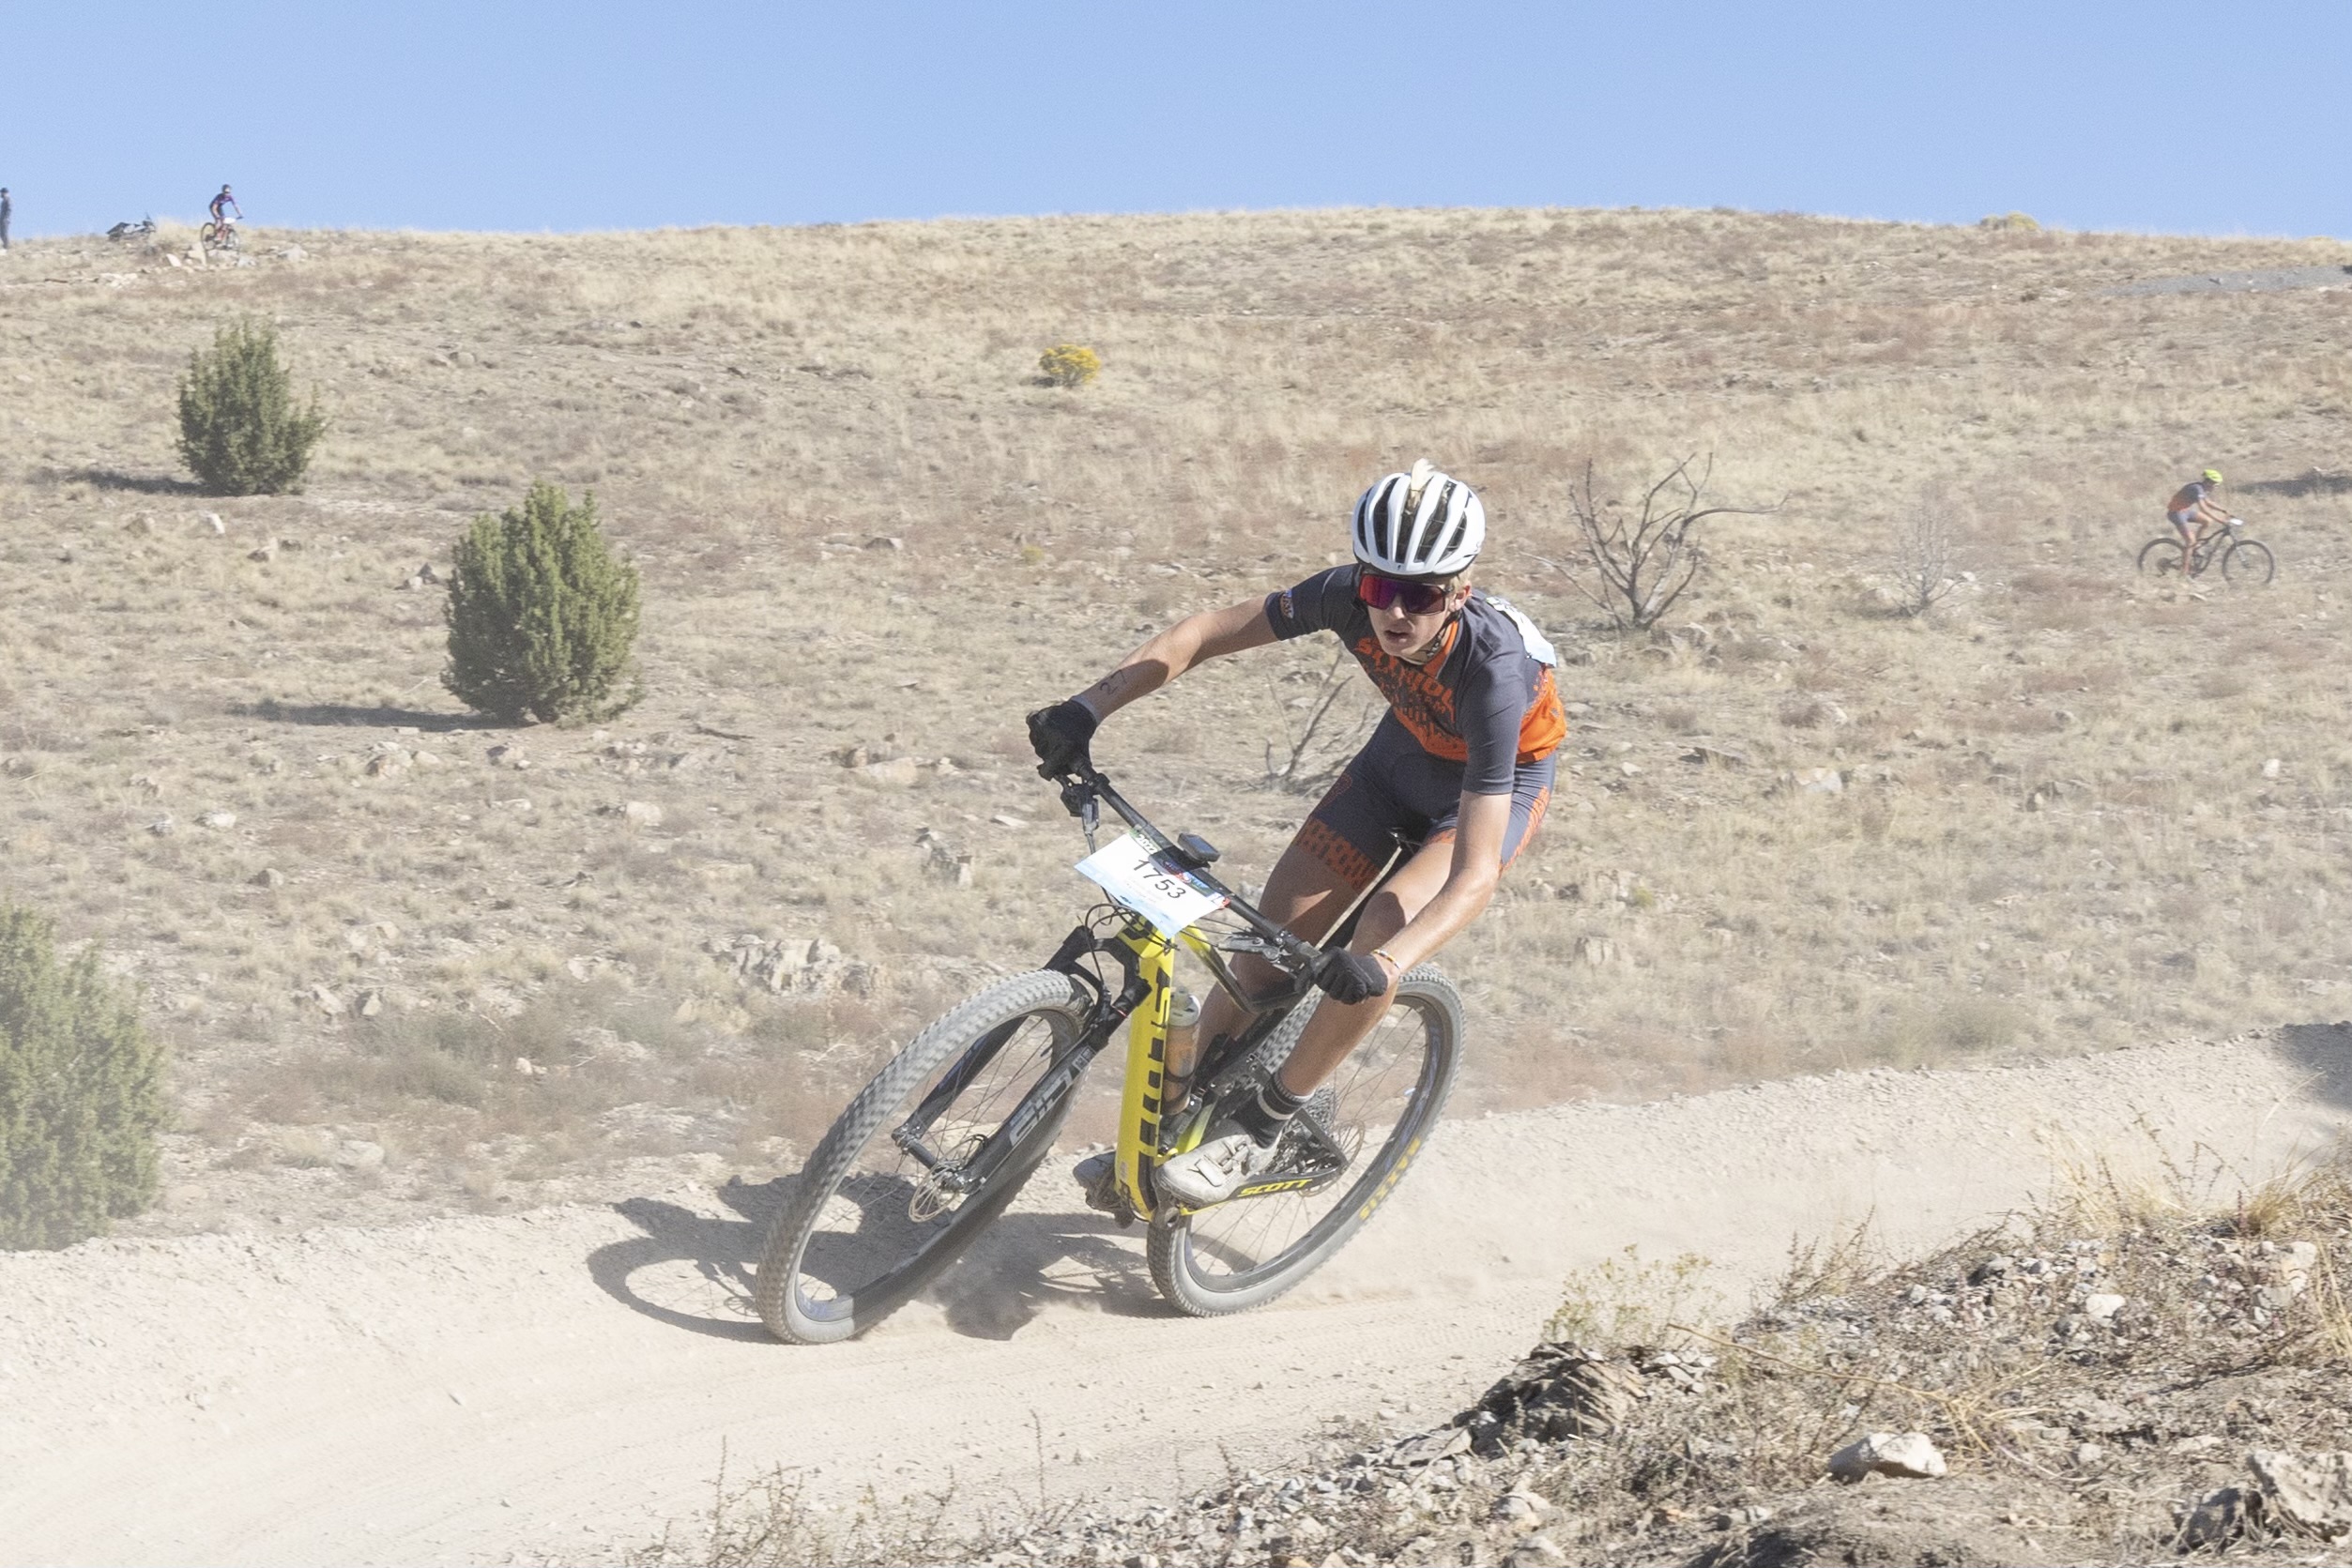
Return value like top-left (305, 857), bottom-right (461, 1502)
top-left (1073, 1149), bottom-right (1137, 1224)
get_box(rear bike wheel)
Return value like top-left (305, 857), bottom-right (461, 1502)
top-left (2222, 539), bottom-right (2275, 586)
top-left (754, 970), bottom-right (1095, 1344)
top-left (2136, 538), bottom-right (2186, 577)
top-left (1147, 965), bottom-right (1463, 1317)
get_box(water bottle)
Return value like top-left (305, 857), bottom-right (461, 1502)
top-left (1164, 989), bottom-right (1200, 1115)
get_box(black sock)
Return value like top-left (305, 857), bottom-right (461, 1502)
top-left (1232, 1075), bottom-right (1308, 1147)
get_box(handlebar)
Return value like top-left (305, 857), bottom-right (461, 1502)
top-left (1047, 760), bottom-right (1325, 971)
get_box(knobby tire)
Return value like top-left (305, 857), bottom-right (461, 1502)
top-left (753, 969), bottom-right (1094, 1344)
top-left (1147, 965), bottom-right (1463, 1317)
top-left (2222, 540), bottom-right (2275, 586)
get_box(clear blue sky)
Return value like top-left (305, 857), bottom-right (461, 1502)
top-left (3, 1), bottom-right (2346, 239)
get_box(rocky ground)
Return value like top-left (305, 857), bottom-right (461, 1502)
top-left (637, 1147), bottom-right (2352, 1567)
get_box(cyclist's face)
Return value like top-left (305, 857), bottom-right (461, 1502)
top-left (1367, 585), bottom-right (1466, 658)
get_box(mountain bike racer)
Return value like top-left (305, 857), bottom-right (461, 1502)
top-left (1028, 461), bottom-right (1565, 1207)
top-left (209, 185), bottom-right (242, 227)
top-left (2166, 468), bottom-right (2232, 576)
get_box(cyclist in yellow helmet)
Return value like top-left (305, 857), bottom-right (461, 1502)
top-left (2164, 468), bottom-right (2232, 577)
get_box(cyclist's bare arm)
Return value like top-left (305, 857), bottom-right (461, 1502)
top-left (1074, 600), bottom-right (1276, 720)
top-left (1372, 790), bottom-right (1509, 976)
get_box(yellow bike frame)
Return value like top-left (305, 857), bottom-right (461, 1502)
top-left (1107, 916), bottom-right (1334, 1215)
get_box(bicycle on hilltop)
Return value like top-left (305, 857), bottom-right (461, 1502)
top-left (200, 185), bottom-right (242, 254)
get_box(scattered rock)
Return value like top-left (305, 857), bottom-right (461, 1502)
top-left (247, 540), bottom-right (276, 562)
top-left (366, 744), bottom-right (412, 777)
top-left (251, 867), bottom-right (284, 888)
top-left (1682, 744), bottom-right (1749, 769)
top-left (1493, 1490), bottom-right (1553, 1530)
top-left (2248, 1449), bottom-right (2352, 1538)
top-left (146, 814), bottom-right (176, 836)
top-left (1792, 766), bottom-right (1844, 797)
top-left (310, 983), bottom-right (344, 1016)
top-left (864, 535), bottom-right (905, 551)
top-left (2181, 1484), bottom-right (2248, 1547)
top-left (857, 755), bottom-right (924, 787)
top-left (196, 809), bottom-right (236, 830)
top-left (2082, 1292), bottom-right (2127, 1320)
top-left (1505, 1533), bottom-right (1567, 1567)
top-left (485, 743), bottom-right (528, 769)
top-left (619, 800), bottom-right (663, 829)
top-left (1828, 1431), bottom-right (1947, 1482)
top-left (358, 989), bottom-right (383, 1018)
top-left (1392, 1428), bottom-right (1472, 1466)
top-left (713, 933), bottom-right (863, 995)
top-left (201, 511), bottom-right (225, 534)
top-left (2263, 756), bottom-right (2283, 779)
top-left (334, 1138), bottom-right (384, 1171)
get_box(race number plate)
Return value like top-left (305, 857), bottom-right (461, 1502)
top-left (1075, 832), bottom-right (1229, 937)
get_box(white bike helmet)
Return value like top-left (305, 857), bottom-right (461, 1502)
top-left (1352, 459), bottom-right (1485, 578)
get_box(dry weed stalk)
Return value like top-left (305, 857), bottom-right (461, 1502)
top-left (1886, 481), bottom-right (1965, 616)
top-left (1541, 456), bottom-right (1775, 631)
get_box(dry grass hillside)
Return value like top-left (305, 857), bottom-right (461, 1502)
top-left (1, 207), bottom-right (2347, 1234)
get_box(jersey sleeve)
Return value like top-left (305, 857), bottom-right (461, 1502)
top-left (1263, 566), bottom-right (1362, 642)
top-left (1455, 660), bottom-right (1530, 795)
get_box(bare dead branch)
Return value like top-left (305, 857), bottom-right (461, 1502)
top-left (1262, 647), bottom-right (1375, 792)
top-left (1544, 456), bottom-right (1779, 631)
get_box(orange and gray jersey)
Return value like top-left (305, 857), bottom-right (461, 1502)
top-left (1264, 565), bottom-right (1567, 795)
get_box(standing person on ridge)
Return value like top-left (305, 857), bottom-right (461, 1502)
top-left (1028, 460), bottom-right (1566, 1208)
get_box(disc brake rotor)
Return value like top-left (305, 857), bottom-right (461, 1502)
top-left (906, 1130), bottom-right (986, 1224)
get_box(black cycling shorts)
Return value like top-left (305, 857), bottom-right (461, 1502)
top-left (1295, 716), bottom-right (1555, 892)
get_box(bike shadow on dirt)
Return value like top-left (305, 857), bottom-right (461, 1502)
top-left (586, 1173), bottom-right (1162, 1344)
top-left (2271, 1022), bottom-right (2352, 1112)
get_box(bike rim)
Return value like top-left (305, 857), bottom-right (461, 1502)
top-left (1171, 989), bottom-right (1445, 1294)
top-left (787, 1006), bottom-right (1077, 1328)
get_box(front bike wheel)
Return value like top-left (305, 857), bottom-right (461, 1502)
top-left (754, 969), bottom-right (1095, 1344)
top-left (1147, 965), bottom-right (1463, 1317)
top-left (198, 221), bottom-right (221, 250)
top-left (2136, 538), bottom-right (2185, 577)
top-left (2222, 540), bottom-right (2275, 586)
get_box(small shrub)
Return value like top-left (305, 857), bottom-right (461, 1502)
top-left (1978, 211), bottom-right (2040, 231)
top-left (1886, 483), bottom-right (1965, 617)
top-left (443, 480), bottom-right (643, 724)
top-left (1038, 343), bottom-right (1102, 388)
top-left (175, 318), bottom-right (328, 495)
top-left (0, 905), bottom-right (167, 1250)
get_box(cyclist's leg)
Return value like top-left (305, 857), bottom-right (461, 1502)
top-left (1272, 756), bottom-right (1552, 1096)
top-left (1188, 749), bottom-right (1402, 1103)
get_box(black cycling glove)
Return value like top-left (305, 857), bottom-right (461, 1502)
top-left (1026, 699), bottom-right (1099, 780)
top-left (1315, 949), bottom-right (1391, 1006)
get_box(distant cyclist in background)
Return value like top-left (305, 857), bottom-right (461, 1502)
top-left (2166, 468), bottom-right (2232, 576)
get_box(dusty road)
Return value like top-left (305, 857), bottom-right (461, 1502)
top-left (5, 1027), bottom-right (2346, 1565)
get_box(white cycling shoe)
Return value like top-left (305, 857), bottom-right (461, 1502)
top-left (1154, 1130), bottom-right (1279, 1209)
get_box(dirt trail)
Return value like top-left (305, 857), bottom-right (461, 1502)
top-left (4, 1028), bottom-right (2346, 1567)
